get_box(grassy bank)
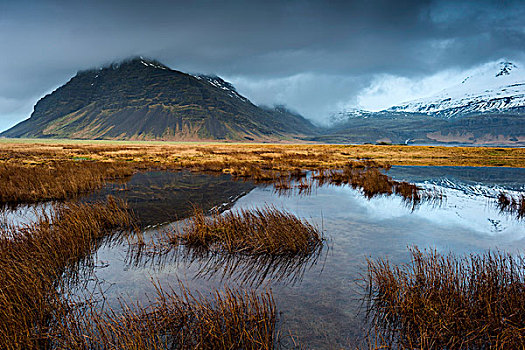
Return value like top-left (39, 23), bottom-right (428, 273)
top-left (0, 161), bottom-right (134, 207)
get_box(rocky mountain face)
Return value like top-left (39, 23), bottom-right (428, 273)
top-left (1, 58), bottom-right (317, 141)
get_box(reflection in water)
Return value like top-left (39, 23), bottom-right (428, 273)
top-left (126, 240), bottom-right (325, 288)
top-left (387, 165), bottom-right (525, 191)
top-left (83, 171), bottom-right (256, 227)
top-left (265, 166), bottom-right (445, 211)
top-left (81, 165), bottom-right (443, 229)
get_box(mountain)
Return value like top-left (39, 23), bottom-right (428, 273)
top-left (388, 61), bottom-right (525, 118)
top-left (1, 58), bottom-right (317, 141)
top-left (317, 61), bottom-right (525, 145)
top-left (328, 108), bottom-right (377, 124)
top-left (3, 57), bottom-right (523, 145)
top-left (312, 111), bottom-right (524, 145)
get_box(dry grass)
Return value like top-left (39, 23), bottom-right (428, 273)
top-left (172, 206), bottom-right (323, 257)
top-left (0, 197), bottom-right (134, 349)
top-left (0, 140), bottom-right (523, 169)
top-left (54, 283), bottom-right (276, 350)
top-left (0, 196), bottom-right (277, 349)
top-left (254, 164), bottom-right (441, 207)
top-left (224, 159), bottom-right (442, 206)
top-left (0, 161), bottom-right (134, 207)
top-left (497, 192), bottom-right (525, 219)
top-left (316, 165), bottom-right (442, 208)
top-left (365, 247), bottom-right (525, 349)
top-left (127, 229), bottom-right (324, 288)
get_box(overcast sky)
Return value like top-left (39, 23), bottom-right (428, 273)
top-left (1, 0), bottom-right (524, 130)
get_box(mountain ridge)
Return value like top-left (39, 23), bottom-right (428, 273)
top-left (1, 57), bottom-right (317, 141)
top-left (319, 60), bottom-right (525, 145)
top-left (2, 58), bottom-right (523, 145)
top-left (387, 60), bottom-right (525, 118)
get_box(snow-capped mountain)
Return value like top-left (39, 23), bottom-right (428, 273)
top-left (320, 61), bottom-right (525, 145)
top-left (329, 108), bottom-right (377, 124)
top-left (388, 61), bottom-right (525, 118)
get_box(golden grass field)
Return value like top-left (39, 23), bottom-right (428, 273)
top-left (1, 139), bottom-right (524, 168)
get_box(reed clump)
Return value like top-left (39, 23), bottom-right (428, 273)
top-left (312, 165), bottom-right (440, 207)
top-left (55, 284), bottom-right (276, 350)
top-left (365, 247), bottom-right (525, 349)
top-left (175, 206), bottom-right (323, 257)
top-left (497, 192), bottom-right (525, 219)
top-left (0, 161), bottom-right (134, 207)
top-left (0, 197), bottom-right (134, 349)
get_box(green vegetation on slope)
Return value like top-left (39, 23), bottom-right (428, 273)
top-left (1, 58), bottom-right (317, 141)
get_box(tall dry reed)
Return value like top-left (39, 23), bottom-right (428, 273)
top-left (0, 197), bottom-right (134, 349)
top-left (54, 283), bottom-right (276, 350)
top-left (365, 247), bottom-right (525, 349)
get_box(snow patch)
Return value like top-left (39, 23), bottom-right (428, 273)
top-left (140, 60), bottom-right (168, 70)
top-left (191, 74), bottom-right (249, 102)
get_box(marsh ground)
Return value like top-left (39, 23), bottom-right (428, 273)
top-left (0, 139), bottom-right (524, 349)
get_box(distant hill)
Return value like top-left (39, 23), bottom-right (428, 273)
top-left (1, 58), bottom-right (317, 141)
top-left (311, 110), bottom-right (524, 145)
top-left (317, 61), bottom-right (525, 145)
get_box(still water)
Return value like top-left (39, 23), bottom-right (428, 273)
top-left (72, 167), bottom-right (524, 348)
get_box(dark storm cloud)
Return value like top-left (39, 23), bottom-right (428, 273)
top-left (0, 0), bottom-right (524, 129)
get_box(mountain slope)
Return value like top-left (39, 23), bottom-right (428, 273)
top-left (318, 60), bottom-right (525, 145)
top-left (2, 58), bottom-right (317, 141)
top-left (312, 111), bottom-right (524, 145)
top-left (388, 61), bottom-right (525, 118)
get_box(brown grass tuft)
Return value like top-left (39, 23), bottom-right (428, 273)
top-left (0, 197), bottom-right (134, 348)
top-left (175, 206), bottom-right (323, 257)
top-left (0, 161), bottom-right (134, 207)
top-left (365, 247), bottom-right (525, 349)
top-left (54, 283), bottom-right (277, 350)
top-left (311, 165), bottom-right (441, 208)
